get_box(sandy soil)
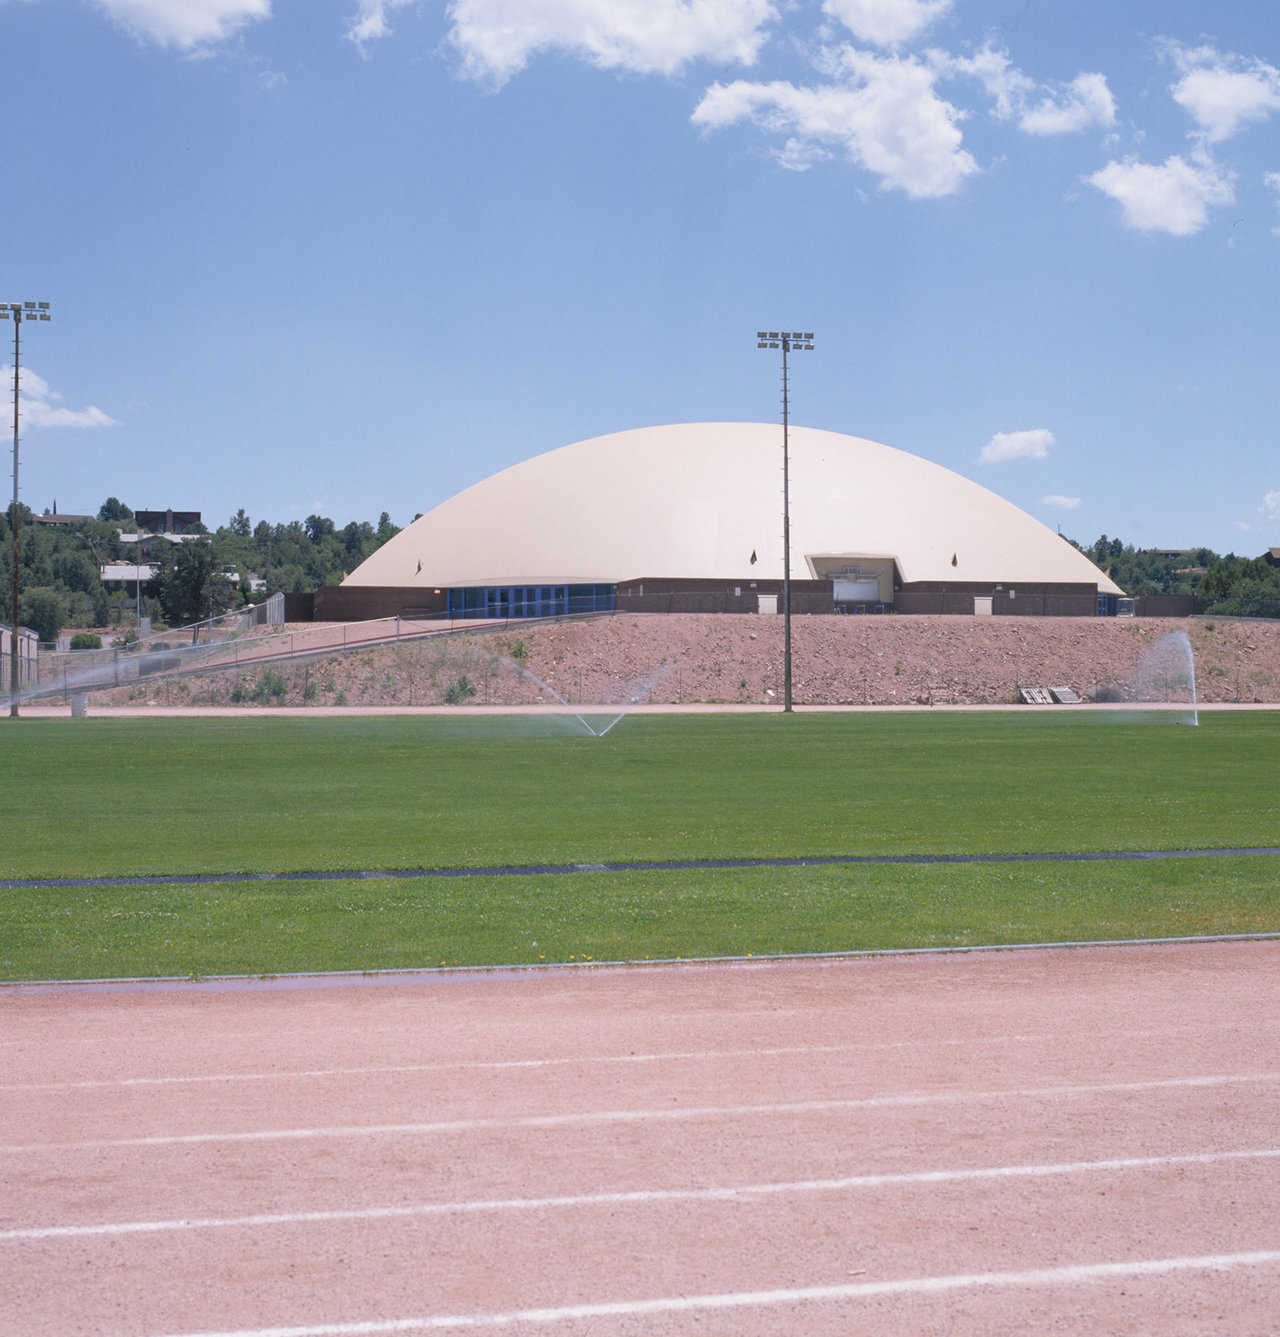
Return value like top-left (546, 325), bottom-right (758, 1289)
top-left (78, 614), bottom-right (1280, 710)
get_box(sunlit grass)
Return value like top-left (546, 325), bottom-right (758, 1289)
top-left (3, 711), bottom-right (1276, 878)
top-left (2, 711), bottom-right (1276, 978)
top-left (2, 857), bottom-right (1275, 981)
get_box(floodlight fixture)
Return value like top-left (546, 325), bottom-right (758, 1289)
top-left (755, 327), bottom-right (816, 713)
top-left (5, 299), bottom-right (52, 718)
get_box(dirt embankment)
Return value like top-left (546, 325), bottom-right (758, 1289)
top-left (82, 614), bottom-right (1280, 709)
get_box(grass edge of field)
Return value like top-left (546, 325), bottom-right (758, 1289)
top-left (4, 856), bottom-right (1277, 983)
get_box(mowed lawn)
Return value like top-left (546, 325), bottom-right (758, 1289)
top-left (1, 711), bottom-right (1277, 979)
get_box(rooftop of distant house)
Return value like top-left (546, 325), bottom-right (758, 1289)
top-left (30, 505), bottom-right (203, 534)
top-left (135, 509), bottom-right (201, 533)
top-left (33, 507), bottom-right (93, 525)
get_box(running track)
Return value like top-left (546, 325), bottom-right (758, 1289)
top-left (3, 940), bottom-right (1279, 1335)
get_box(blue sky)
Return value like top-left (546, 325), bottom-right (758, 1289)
top-left (4, 0), bottom-right (1279, 552)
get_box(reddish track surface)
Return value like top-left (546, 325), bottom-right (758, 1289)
top-left (4, 941), bottom-right (1279, 1336)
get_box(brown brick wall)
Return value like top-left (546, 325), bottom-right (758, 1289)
top-left (311, 586), bottom-right (447, 621)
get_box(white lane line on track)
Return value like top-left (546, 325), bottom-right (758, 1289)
top-left (1, 1031), bottom-right (1164, 1093)
top-left (4, 1072), bottom-right (1278, 1155)
top-left (144, 1251), bottom-right (1280, 1336)
top-left (5, 1147), bottom-right (1278, 1242)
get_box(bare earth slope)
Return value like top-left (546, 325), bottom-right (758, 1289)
top-left (87, 615), bottom-right (1280, 709)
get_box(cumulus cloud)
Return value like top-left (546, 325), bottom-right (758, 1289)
top-left (821, 0), bottom-right (950, 49)
top-left (447, 0), bottom-right (777, 87)
top-left (1041, 494), bottom-right (1080, 510)
top-left (1164, 41), bottom-right (1280, 144)
top-left (942, 46), bottom-right (1114, 135)
top-left (1263, 490), bottom-right (1280, 522)
top-left (3, 368), bottom-right (117, 430)
top-left (940, 45), bottom-right (1034, 121)
top-left (91, 0), bottom-right (270, 49)
top-left (1087, 153), bottom-right (1235, 236)
top-left (693, 49), bottom-right (977, 198)
top-left (979, 428), bottom-right (1053, 464)
top-left (1019, 72), bottom-right (1115, 135)
top-left (346, 0), bottom-right (414, 52)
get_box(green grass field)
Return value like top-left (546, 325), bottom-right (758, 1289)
top-left (2, 711), bottom-right (1277, 980)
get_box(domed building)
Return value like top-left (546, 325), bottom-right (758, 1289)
top-left (332, 423), bottom-right (1122, 620)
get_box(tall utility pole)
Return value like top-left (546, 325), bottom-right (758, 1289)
top-left (3, 301), bottom-right (52, 718)
top-left (756, 329), bottom-right (814, 713)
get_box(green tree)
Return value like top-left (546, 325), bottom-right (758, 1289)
top-left (155, 543), bottom-right (236, 627)
top-left (1200, 555), bottom-right (1280, 616)
top-left (97, 497), bottom-right (133, 523)
top-left (19, 586), bottom-right (68, 642)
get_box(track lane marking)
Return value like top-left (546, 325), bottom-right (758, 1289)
top-left (142, 1250), bottom-right (1280, 1335)
top-left (5, 1147), bottom-right (1278, 1242)
top-left (4, 1072), bottom-right (1278, 1154)
top-left (2, 1030), bottom-right (1176, 1093)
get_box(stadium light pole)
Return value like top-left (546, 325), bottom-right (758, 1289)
top-left (3, 301), bottom-right (52, 719)
top-left (756, 329), bottom-right (814, 713)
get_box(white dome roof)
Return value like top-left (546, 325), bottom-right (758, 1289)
top-left (344, 423), bottom-right (1121, 594)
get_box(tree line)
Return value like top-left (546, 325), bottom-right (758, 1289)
top-left (1, 498), bottom-right (404, 642)
top-left (1068, 534), bottom-right (1280, 618)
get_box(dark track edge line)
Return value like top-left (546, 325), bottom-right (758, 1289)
top-left (3, 846), bottom-right (1279, 891)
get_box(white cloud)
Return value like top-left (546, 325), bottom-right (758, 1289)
top-left (1087, 153), bottom-right (1234, 237)
top-left (1164, 41), bottom-right (1280, 144)
top-left (346, 0), bottom-right (414, 53)
top-left (1041, 494), bottom-right (1080, 510)
top-left (774, 136), bottom-right (832, 172)
top-left (1019, 72), bottom-right (1115, 136)
top-left (942, 46), bottom-right (1114, 136)
top-left (979, 428), bottom-right (1053, 464)
top-left (91, 0), bottom-right (269, 49)
top-left (447, 0), bottom-right (777, 87)
top-left (4, 368), bottom-right (117, 430)
top-left (693, 49), bottom-right (977, 198)
top-left (821, 0), bottom-right (950, 49)
top-left (1262, 490), bottom-right (1280, 522)
top-left (940, 45), bottom-right (1033, 121)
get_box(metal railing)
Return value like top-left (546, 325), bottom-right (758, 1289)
top-left (8, 602), bottom-right (614, 705)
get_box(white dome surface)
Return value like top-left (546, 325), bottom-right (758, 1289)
top-left (344, 423), bottom-right (1122, 594)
